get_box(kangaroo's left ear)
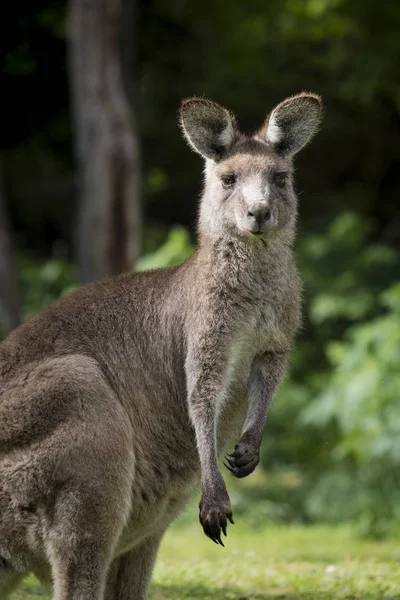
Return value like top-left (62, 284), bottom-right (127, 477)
top-left (260, 93), bottom-right (323, 157)
top-left (179, 98), bottom-right (237, 161)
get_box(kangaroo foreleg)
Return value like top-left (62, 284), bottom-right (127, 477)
top-left (225, 351), bottom-right (289, 478)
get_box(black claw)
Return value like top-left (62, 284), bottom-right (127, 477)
top-left (234, 460), bottom-right (244, 468)
top-left (228, 513), bottom-right (234, 524)
top-left (226, 457), bottom-right (236, 468)
top-left (223, 461), bottom-right (235, 474)
top-left (228, 449), bottom-right (241, 458)
top-left (225, 462), bottom-right (239, 476)
top-left (206, 529), bottom-right (218, 544)
top-left (222, 523), bottom-right (227, 536)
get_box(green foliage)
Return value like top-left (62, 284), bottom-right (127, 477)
top-left (13, 256), bottom-right (76, 324)
top-left (301, 283), bottom-right (400, 536)
top-left (137, 226), bottom-right (194, 271)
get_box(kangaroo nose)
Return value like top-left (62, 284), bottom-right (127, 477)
top-left (247, 207), bottom-right (271, 224)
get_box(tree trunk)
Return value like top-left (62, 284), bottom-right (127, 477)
top-left (0, 169), bottom-right (20, 334)
top-left (68, 0), bottom-right (141, 284)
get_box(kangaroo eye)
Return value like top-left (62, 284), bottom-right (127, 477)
top-left (221, 174), bottom-right (236, 188)
top-left (273, 172), bottom-right (288, 188)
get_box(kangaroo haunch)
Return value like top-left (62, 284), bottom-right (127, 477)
top-left (0, 92), bottom-right (323, 600)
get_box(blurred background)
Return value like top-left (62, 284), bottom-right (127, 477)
top-left (1, 0), bottom-right (400, 539)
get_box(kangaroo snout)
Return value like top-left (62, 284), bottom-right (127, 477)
top-left (246, 203), bottom-right (272, 234)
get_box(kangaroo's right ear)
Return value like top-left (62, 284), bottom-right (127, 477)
top-left (179, 98), bottom-right (237, 161)
top-left (260, 93), bottom-right (323, 157)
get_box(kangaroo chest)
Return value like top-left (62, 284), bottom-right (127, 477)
top-left (227, 293), bottom-right (289, 377)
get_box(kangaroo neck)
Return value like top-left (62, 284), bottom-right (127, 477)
top-left (197, 230), bottom-right (292, 276)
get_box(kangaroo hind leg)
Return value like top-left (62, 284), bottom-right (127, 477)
top-left (106, 531), bottom-right (165, 600)
top-left (47, 466), bottom-right (133, 600)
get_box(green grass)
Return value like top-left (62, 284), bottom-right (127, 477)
top-left (11, 514), bottom-right (400, 600)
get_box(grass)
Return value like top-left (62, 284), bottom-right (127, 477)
top-left (10, 510), bottom-right (400, 600)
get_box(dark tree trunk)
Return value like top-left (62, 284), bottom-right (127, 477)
top-left (0, 170), bottom-right (20, 334)
top-left (68, 0), bottom-right (141, 284)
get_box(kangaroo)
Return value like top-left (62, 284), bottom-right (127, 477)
top-left (0, 92), bottom-right (322, 599)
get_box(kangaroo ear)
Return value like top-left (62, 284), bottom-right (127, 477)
top-left (179, 98), bottom-right (237, 161)
top-left (260, 93), bottom-right (323, 157)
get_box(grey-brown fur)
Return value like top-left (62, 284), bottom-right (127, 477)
top-left (0, 92), bottom-right (323, 599)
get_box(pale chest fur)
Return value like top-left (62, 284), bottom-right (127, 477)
top-left (224, 296), bottom-right (291, 397)
top-left (222, 253), bottom-right (300, 386)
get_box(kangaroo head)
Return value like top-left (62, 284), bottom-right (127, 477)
top-left (180, 93), bottom-right (323, 244)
